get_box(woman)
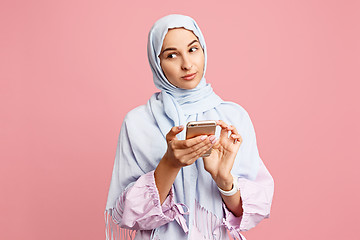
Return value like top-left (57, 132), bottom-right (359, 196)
top-left (105, 14), bottom-right (274, 240)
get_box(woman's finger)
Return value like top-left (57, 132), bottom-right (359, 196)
top-left (226, 125), bottom-right (241, 144)
top-left (212, 139), bottom-right (220, 149)
top-left (173, 134), bottom-right (212, 150)
top-left (228, 125), bottom-right (239, 135)
top-left (166, 125), bottom-right (184, 142)
top-left (185, 137), bottom-right (216, 160)
top-left (217, 120), bottom-right (229, 139)
top-left (230, 134), bottom-right (242, 144)
top-left (216, 120), bottom-right (228, 129)
top-left (185, 135), bottom-right (216, 154)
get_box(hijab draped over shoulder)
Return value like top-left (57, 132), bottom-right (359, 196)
top-left (106, 14), bottom-right (261, 239)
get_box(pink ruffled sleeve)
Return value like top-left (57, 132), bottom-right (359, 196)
top-left (111, 170), bottom-right (189, 232)
top-left (222, 160), bottom-right (274, 238)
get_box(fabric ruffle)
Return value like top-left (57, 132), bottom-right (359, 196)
top-left (106, 161), bottom-right (273, 240)
top-left (223, 161), bottom-right (274, 235)
top-left (105, 170), bottom-right (190, 240)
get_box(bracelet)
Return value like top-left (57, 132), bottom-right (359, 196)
top-left (217, 175), bottom-right (239, 196)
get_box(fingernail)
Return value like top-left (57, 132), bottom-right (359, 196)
top-left (209, 135), bottom-right (216, 141)
top-left (178, 125), bottom-right (184, 130)
top-left (200, 135), bottom-right (207, 140)
top-left (211, 137), bottom-right (217, 144)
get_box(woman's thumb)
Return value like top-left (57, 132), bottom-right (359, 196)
top-left (166, 125), bottom-right (184, 142)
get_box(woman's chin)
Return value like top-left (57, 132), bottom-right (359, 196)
top-left (176, 79), bottom-right (202, 90)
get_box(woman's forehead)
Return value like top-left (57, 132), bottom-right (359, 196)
top-left (161, 28), bottom-right (199, 48)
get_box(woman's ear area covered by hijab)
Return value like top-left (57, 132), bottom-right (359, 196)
top-left (158, 28), bottom-right (205, 90)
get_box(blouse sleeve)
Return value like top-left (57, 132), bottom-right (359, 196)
top-left (222, 160), bottom-right (274, 238)
top-left (111, 170), bottom-right (189, 233)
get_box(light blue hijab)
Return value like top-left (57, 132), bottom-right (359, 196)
top-left (106, 14), bottom-right (261, 239)
top-left (147, 14), bottom-right (223, 141)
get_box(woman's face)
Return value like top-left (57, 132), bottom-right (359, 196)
top-left (159, 28), bottom-right (205, 89)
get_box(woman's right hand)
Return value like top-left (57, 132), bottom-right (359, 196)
top-left (155, 125), bottom-right (215, 204)
top-left (163, 125), bottom-right (217, 169)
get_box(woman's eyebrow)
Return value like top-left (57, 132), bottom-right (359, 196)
top-left (188, 40), bottom-right (199, 46)
top-left (161, 47), bottom-right (177, 55)
top-left (161, 40), bottom-right (199, 55)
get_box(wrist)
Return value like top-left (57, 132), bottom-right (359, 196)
top-left (213, 174), bottom-right (233, 191)
top-left (155, 156), bottom-right (181, 186)
top-left (160, 155), bottom-right (182, 171)
top-left (217, 175), bottom-right (239, 197)
top-left (155, 155), bottom-right (181, 205)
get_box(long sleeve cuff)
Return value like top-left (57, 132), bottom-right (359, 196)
top-left (222, 161), bottom-right (274, 237)
top-left (112, 170), bottom-right (189, 232)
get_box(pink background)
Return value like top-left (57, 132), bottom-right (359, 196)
top-left (1, 0), bottom-right (359, 239)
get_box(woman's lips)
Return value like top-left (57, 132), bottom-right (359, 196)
top-left (181, 72), bottom-right (197, 80)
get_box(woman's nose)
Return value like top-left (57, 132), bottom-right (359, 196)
top-left (181, 55), bottom-right (192, 70)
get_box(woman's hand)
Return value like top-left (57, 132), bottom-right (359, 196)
top-left (155, 125), bottom-right (216, 204)
top-left (203, 120), bottom-right (242, 190)
top-left (163, 125), bottom-right (216, 169)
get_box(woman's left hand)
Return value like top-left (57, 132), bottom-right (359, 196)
top-left (203, 120), bottom-right (242, 190)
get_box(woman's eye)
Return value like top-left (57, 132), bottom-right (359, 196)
top-left (167, 53), bottom-right (177, 59)
top-left (189, 47), bottom-right (198, 52)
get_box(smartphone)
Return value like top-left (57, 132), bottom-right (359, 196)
top-left (186, 120), bottom-right (217, 157)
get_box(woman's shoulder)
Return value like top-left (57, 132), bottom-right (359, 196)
top-left (124, 105), bottom-right (147, 120)
top-left (122, 104), bottom-right (157, 130)
top-left (217, 101), bottom-right (257, 136)
top-left (219, 101), bottom-right (251, 119)
top-left (123, 93), bottom-right (161, 122)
